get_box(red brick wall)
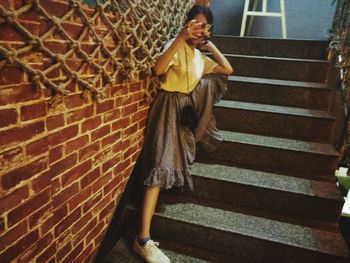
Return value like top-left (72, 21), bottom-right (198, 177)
top-left (0, 1), bottom-right (149, 262)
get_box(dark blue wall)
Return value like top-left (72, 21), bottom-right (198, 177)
top-left (211, 0), bottom-right (336, 40)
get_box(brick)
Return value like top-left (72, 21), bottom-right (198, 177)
top-left (26, 136), bottom-right (49, 157)
top-left (0, 121), bottom-right (45, 148)
top-left (81, 116), bottom-right (102, 133)
top-left (0, 217), bottom-right (4, 235)
top-left (61, 160), bottom-right (91, 188)
top-left (111, 117), bottom-right (130, 131)
top-left (86, 219), bottom-right (105, 243)
top-left (66, 59), bottom-right (84, 72)
top-left (0, 229), bottom-right (39, 263)
top-left (65, 135), bottom-right (89, 154)
top-left (0, 108), bottom-right (17, 128)
top-left (110, 84), bottom-right (124, 97)
top-left (0, 84), bottom-right (42, 106)
top-left (113, 158), bottom-right (131, 176)
top-left (46, 113), bottom-right (65, 131)
top-left (0, 146), bottom-right (23, 170)
top-left (29, 203), bottom-right (52, 229)
top-left (103, 108), bottom-right (121, 123)
top-left (7, 188), bottom-right (51, 227)
top-left (92, 147), bottom-right (112, 166)
top-left (35, 242), bottom-right (56, 263)
top-left (96, 99), bottom-right (114, 114)
top-left (99, 200), bottom-right (115, 221)
top-left (82, 190), bottom-right (102, 213)
top-left (71, 216), bottom-right (97, 247)
top-left (123, 143), bottom-right (138, 159)
top-left (103, 175), bottom-right (121, 197)
top-left (67, 106), bottom-right (93, 124)
top-left (102, 131), bottom-right (121, 148)
top-left (61, 22), bottom-right (84, 39)
top-left (44, 40), bottom-right (69, 54)
top-left (81, 167), bottom-right (100, 189)
top-left (123, 123), bottom-right (138, 138)
top-left (68, 186), bottom-right (92, 211)
top-left (131, 108), bottom-right (148, 123)
top-left (102, 154), bottom-right (121, 173)
top-left (40, 0), bottom-right (69, 17)
top-left (121, 94), bottom-right (132, 105)
top-left (79, 142), bottom-right (100, 162)
top-left (1, 157), bottom-right (47, 190)
top-left (64, 93), bottom-right (87, 109)
top-left (48, 153), bottom-right (77, 179)
top-left (0, 220), bottom-right (27, 251)
top-left (54, 207), bottom-right (81, 238)
top-left (0, 185), bottom-right (29, 214)
top-left (0, 24), bottom-right (24, 42)
top-left (72, 243), bottom-right (93, 263)
top-left (18, 232), bottom-right (54, 263)
top-left (61, 240), bottom-right (84, 263)
top-left (91, 174), bottom-right (110, 197)
top-left (71, 211), bottom-right (93, 235)
top-left (21, 101), bottom-right (46, 121)
top-left (57, 240), bottom-right (72, 263)
top-left (48, 125), bottom-right (79, 147)
top-left (53, 182), bottom-right (79, 208)
top-left (49, 145), bottom-right (63, 163)
top-left (129, 82), bottom-right (142, 92)
top-left (91, 124), bottom-right (110, 141)
top-left (122, 102), bottom-right (138, 117)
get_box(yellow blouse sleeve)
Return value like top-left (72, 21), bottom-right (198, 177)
top-left (161, 39), bottom-right (178, 73)
top-left (202, 53), bottom-right (218, 76)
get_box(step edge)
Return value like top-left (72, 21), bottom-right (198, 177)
top-left (190, 163), bottom-right (343, 201)
top-left (215, 100), bottom-right (336, 120)
top-left (221, 130), bottom-right (340, 157)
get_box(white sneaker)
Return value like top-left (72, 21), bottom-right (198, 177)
top-left (132, 237), bottom-right (170, 263)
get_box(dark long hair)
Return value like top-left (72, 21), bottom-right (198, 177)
top-left (185, 5), bottom-right (214, 26)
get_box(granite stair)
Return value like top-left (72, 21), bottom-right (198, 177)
top-left (106, 35), bottom-right (350, 262)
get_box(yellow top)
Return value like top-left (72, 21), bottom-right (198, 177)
top-left (160, 39), bottom-right (218, 93)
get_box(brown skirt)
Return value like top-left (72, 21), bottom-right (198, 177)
top-left (140, 74), bottom-right (228, 191)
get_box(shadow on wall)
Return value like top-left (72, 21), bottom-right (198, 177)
top-left (211, 0), bottom-right (336, 40)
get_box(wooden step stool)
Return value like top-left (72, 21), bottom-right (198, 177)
top-left (240, 0), bottom-right (287, 39)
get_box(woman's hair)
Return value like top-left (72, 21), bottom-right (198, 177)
top-left (185, 5), bottom-right (213, 25)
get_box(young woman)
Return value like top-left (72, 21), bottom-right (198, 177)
top-left (133, 5), bottom-right (233, 263)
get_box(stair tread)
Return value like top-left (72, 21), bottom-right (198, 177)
top-left (150, 202), bottom-right (350, 258)
top-left (228, 76), bottom-right (328, 89)
top-left (221, 130), bottom-right (339, 156)
top-left (223, 53), bottom-right (328, 63)
top-left (106, 238), bottom-right (208, 263)
top-left (216, 100), bottom-right (335, 119)
top-left (214, 34), bottom-right (328, 44)
top-left (191, 163), bottom-right (343, 201)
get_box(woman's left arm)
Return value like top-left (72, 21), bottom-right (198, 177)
top-left (201, 41), bottom-right (234, 75)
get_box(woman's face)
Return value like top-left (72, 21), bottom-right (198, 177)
top-left (188, 13), bottom-right (209, 47)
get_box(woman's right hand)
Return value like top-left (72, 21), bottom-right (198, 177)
top-left (180, 19), bottom-right (204, 41)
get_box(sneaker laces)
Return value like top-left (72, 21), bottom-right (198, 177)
top-left (144, 240), bottom-right (160, 256)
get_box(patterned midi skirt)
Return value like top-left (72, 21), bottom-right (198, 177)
top-left (140, 73), bottom-right (228, 191)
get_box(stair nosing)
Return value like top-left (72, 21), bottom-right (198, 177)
top-left (228, 76), bottom-right (329, 89)
top-left (190, 162), bottom-right (343, 201)
top-left (222, 53), bottom-right (328, 63)
top-left (215, 100), bottom-right (335, 120)
top-left (221, 130), bottom-right (339, 157)
top-left (147, 203), bottom-right (349, 258)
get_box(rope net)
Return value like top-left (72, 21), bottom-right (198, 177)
top-left (0, 0), bottom-right (193, 101)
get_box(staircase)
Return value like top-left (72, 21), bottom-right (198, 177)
top-left (105, 36), bottom-right (350, 263)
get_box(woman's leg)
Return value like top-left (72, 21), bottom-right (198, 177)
top-left (138, 186), bottom-right (161, 238)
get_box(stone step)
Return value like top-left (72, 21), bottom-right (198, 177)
top-left (107, 236), bottom-right (254, 263)
top-left (185, 162), bottom-right (344, 224)
top-left (125, 203), bottom-right (350, 263)
top-left (223, 54), bottom-right (328, 82)
top-left (197, 131), bottom-right (340, 181)
top-left (214, 100), bottom-right (335, 143)
top-left (212, 35), bottom-right (329, 60)
top-left (225, 76), bottom-right (333, 111)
